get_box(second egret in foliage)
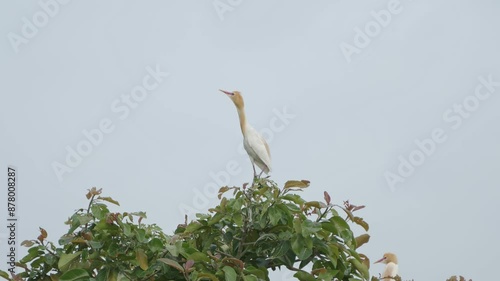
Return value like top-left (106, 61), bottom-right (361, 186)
top-left (374, 252), bottom-right (399, 280)
top-left (220, 90), bottom-right (271, 178)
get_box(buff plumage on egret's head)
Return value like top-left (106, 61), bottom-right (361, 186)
top-left (374, 252), bottom-right (399, 280)
top-left (220, 89), bottom-right (271, 179)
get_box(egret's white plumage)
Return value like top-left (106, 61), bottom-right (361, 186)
top-left (374, 253), bottom-right (398, 280)
top-left (220, 90), bottom-right (271, 177)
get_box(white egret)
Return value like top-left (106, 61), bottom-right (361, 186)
top-left (374, 252), bottom-right (399, 280)
top-left (220, 90), bottom-right (271, 178)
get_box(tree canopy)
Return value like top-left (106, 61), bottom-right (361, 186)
top-left (2, 179), bottom-right (381, 281)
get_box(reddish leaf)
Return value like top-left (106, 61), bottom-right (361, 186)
top-left (184, 260), bottom-right (195, 270)
top-left (86, 187), bottom-right (102, 199)
top-left (38, 227), bottom-right (47, 242)
top-left (311, 268), bottom-right (327, 276)
top-left (323, 191), bottom-right (331, 205)
top-left (39, 227), bottom-right (47, 239)
top-left (218, 187), bottom-right (230, 199)
top-left (352, 205), bottom-right (365, 212)
top-left (222, 257), bottom-right (244, 270)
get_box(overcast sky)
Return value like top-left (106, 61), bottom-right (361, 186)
top-left (1, 1), bottom-right (499, 280)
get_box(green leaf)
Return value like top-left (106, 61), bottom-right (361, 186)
top-left (67, 215), bottom-right (81, 233)
top-left (0, 270), bottom-right (9, 280)
top-left (354, 234), bottom-right (370, 249)
top-left (165, 245), bottom-right (178, 257)
top-left (117, 272), bottom-right (131, 281)
top-left (229, 197), bottom-right (244, 211)
top-left (44, 253), bottom-right (56, 266)
top-left (108, 269), bottom-right (118, 281)
top-left (135, 228), bottom-right (146, 243)
top-left (130, 211), bottom-right (147, 219)
top-left (31, 256), bottom-right (45, 268)
top-left (136, 248), bottom-right (148, 270)
top-left (58, 252), bottom-right (82, 272)
top-left (340, 229), bottom-right (354, 244)
top-left (293, 217), bottom-right (302, 234)
top-left (267, 206), bottom-right (282, 225)
top-left (318, 269), bottom-right (340, 280)
top-left (196, 272), bottom-right (219, 281)
top-left (301, 220), bottom-right (322, 236)
top-left (304, 201), bottom-right (327, 209)
top-left (185, 221), bottom-right (203, 233)
top-left (21, 240), bottom-right (35, 247)
top-left (284, 203), bottom-right (301, 213)
top-left (122, 223), bottom-right (132, 237)
top-left (91, 204), bottom-right (109, 220)
top-left (233, 211), bottom-right (243, 226)
top-left (89, 240), bottom-right (103, 249)
top-left (353, 216), bottom-right (369, 231)
top-left (19, 246), bottom-right (41, 263)
top-left (255, 233), bottom-right (277, 243)
top-left (158, 258), bottom-right (184, 273)
top-left (272, 241), bottom-right (290, 257)
top-left (76, 214), bottom-right (93, 226)
top-left (96, 268), bottom-right (110, 281)
top-left (222, 266), bottom-right (237, 281)
top-left (188, 251), bottom-right (210, 262)
top-left (148, 238), bottom-right (164, 253)
top-left (293, 271), bottom-right (316, 281)
top-left (331, 216), bottom-right (350, 232)
top-left (59, 268), bottom-right (89, 281)
top-left (291, 235), bottom-right (313, 260)
top-left (243, 275), bottom-right (258, 281)
top-left (284, 180), bottom-right (310, 189)
top-left (59, 234), bottom-right (74, 246)
top-left (97, 196), bottom-right (120, 206)
top-left (243, 266), bottom-right (268, 279)
top-left (349, 258), bottom-right (369, 280)
top-left (282, 194), bottom-right (306, 205)
top-left (321, 221), bottom-right (337, 234)
top-left (208, 212), bottom-right (225, 226)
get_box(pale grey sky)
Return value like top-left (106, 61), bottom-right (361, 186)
top-left (1, 1), bottom-right (499, 280)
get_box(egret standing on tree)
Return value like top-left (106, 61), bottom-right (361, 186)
top-left (374, 252), bottom-right (398, 280)
top-left (220, 90), bottom-right (271, 178)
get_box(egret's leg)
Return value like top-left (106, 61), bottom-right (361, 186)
top-left (252, 163), bottom-right (257, 179)
top-left (258, 170), bottom-right (264, 178)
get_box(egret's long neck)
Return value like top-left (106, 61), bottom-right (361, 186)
top-left (235, 106), bottom-right (247, 136)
